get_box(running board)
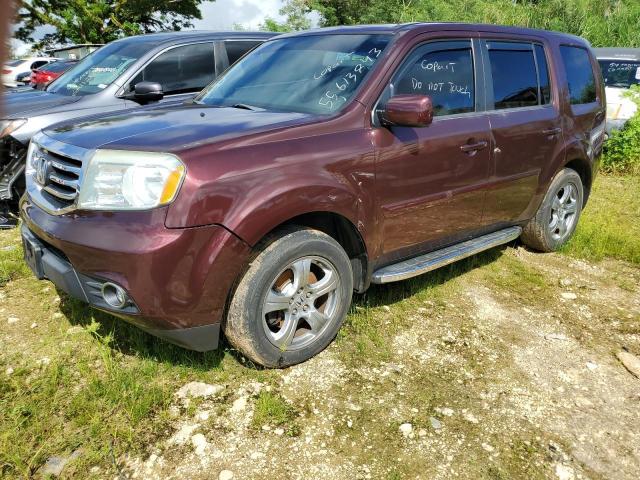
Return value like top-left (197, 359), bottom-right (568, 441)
top-left (371, 226), bottom-right (522, 284)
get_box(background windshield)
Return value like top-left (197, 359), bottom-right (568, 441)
top-left (598, 60), bottom-right (640, 88)
top-left (198, 34), bottom-right (390, 114)
top-left (41, 60), bottom-right (76, 73)
top-left (47, 41), bottom-right (154, 96)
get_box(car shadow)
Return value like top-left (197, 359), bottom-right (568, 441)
top-left (57, 291), bottom-right (227, 370)
top-left (55, 242), bottom-right (514, 368)
top-left (352, 243), bottom-right (509, 309)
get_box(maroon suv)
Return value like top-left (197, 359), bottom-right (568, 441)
top-left (20, 24), bottom-right (606, 367)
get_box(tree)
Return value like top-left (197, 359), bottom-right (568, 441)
top-left (292, 0), bottom-right (640, 47)
top-left (14, 0), bottom-right (213, 48)
top-left (260, 0), bottom-right (311, 32)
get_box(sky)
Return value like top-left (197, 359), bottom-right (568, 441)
top-left (11, 0), bottom-right (288, 56)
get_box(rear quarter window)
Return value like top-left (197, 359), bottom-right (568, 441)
top-left (560, 46), bottom-right (597, 104)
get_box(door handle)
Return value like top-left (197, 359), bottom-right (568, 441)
top-left (543, 127), bottom-right (562, 137)
top-left (460, 141), bottom-right (488, 154)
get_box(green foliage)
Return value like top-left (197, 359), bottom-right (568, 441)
top-left (285, 0), bottom-right (640, 47)
top-left (14, 0), bottom-right (210, 48)
top-left (602, 86), bottom-right (640, 175)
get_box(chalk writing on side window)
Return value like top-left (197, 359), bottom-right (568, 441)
top-left (411, 78), bottom-right (472, 98)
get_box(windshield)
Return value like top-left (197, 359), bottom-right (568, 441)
top-left (598, 60), bottom-right (640, 88)
top-left (47, 41), bottom-right (156, 96)
top-left (6, 59), bottom-right (23, 67)
top-left (197, 34), bottom-right (390, 114)
top-left (42, 61), bottom-right (76, 73)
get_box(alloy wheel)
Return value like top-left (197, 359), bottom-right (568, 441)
top-left (261, 256), bottom-right (341, 351)
top-left (549, 181), bottom-right (579, 241)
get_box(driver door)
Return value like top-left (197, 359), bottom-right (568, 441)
top-left (373, 38), bottom-right (493, 261)
top-left (123, 42), bottom-right (218, 105)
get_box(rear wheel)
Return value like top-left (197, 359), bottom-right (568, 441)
top-left (521, 168), bottom-right (584, 252)
top-left (225, 227), bottom-right (353, 368)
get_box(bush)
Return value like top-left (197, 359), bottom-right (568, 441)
top-left (602, 85), bottom-right (640, 175)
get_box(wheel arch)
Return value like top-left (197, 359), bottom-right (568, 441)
top-left (258, 211), bottom-right (369, 293)
top-left (564, 157), bottom-right (594, 206)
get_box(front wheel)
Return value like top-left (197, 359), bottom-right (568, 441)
top-left (521, 167), bottom-right (584, 252)
top-left (225, 227), bottom-right (353, 368)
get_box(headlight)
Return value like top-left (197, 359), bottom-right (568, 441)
top-left (25, 139), bottom-right (39, 180)
top-left (0, 119), bottom-right (27, 138)
top-left (77, 150), bottom-right (185, 210)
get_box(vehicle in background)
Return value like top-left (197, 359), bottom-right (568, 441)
top-left (0, 30), bottom-right (275, 228)
top-left (595, 48), bottom-right (640, 134)
top-left (15, 71), bottom-right (32, 86)
top-left (2, 57), bottom-right (59, 87)
top-left (30, 60), bottom-right (78, 90)
top-left (44, 44), bottom-right (103, 61)
top-left (20, 24), bottom-right (605, 367)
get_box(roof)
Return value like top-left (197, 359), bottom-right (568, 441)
top-left (111, 30), bottom-right (276, 46)
top-left (273, 22), bottom-right (588, 45)
top-left (594, 47), bottom-right (640, 61)
top-left (46, 44), bottom-right (104, 52)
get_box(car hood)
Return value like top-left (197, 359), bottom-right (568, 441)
top-left (2, 90), bottom-right (83, 117)
top-left (43, 103), bottom-right (315, 151)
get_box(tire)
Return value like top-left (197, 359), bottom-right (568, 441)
top-left (521, 168), bottom-right (584, 252)
top-left (225, 227), bottom-right (354, 368)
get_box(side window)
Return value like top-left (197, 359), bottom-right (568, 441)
top-left (392, 40), bottom-right (475, 117)
top-left (560, 46), bottom-right (597, 104)
top-left (534, 44), bottom-right (552, 105)
top-left (30, 61), bottom-right (49, 70)
top-left (130, 43), bottom-right (216, 95)
top-left (487, 43), bottom-right (539, 109)
top-left (225, 41), bottom-right (262, 65)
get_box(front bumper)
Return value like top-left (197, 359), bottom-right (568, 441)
top-left (20, 196), bottom-right (251, 351)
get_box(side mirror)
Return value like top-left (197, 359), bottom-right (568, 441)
top-left (133, 81), bottom-right (164, 103)
top-left (380, 94), bottom-right (433, 128)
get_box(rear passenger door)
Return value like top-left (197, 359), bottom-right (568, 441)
top-left (481, 40), bottom-right (565, 225)
top-left (374, 38), bottom-right (493, 260)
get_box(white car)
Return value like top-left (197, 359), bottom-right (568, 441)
top-left (2, 57), bottom-right (59, 87)
top-left (595, 48), bottom-right (640, 135)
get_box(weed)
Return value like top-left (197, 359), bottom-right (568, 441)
top-left (251, 391), bottom-right (297, 430)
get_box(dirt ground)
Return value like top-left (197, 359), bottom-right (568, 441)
top-left (110, 247), bottom-right (640, 480)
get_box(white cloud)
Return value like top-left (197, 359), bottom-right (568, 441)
top-left (193, 0), bottom-right (285, 30)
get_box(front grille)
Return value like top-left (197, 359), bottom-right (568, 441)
top-left (40, 149), bottom-right (83, 207)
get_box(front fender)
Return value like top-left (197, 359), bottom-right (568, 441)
top-left (165, 127), bottom-right (377, 248)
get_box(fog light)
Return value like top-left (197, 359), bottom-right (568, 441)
top-left (101, 282), bottom-right (128, 309)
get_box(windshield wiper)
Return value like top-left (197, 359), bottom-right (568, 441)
top-left (230, 103), bottom-right (264, 111)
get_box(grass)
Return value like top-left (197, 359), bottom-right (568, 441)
top-left (562, 175), bottom-right (640, 264)
top-left (251, 391), bottom-right (297, 430)
top-left (0, 175), bottom-right (637, 478)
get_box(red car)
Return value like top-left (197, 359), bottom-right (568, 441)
top-left (21, 24), bottom-right (606, 367)
top-left (30, 60), bottom-right (77, 90)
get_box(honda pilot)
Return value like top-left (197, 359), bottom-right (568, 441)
top-left (21, 24), bottom-right (605, 367)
